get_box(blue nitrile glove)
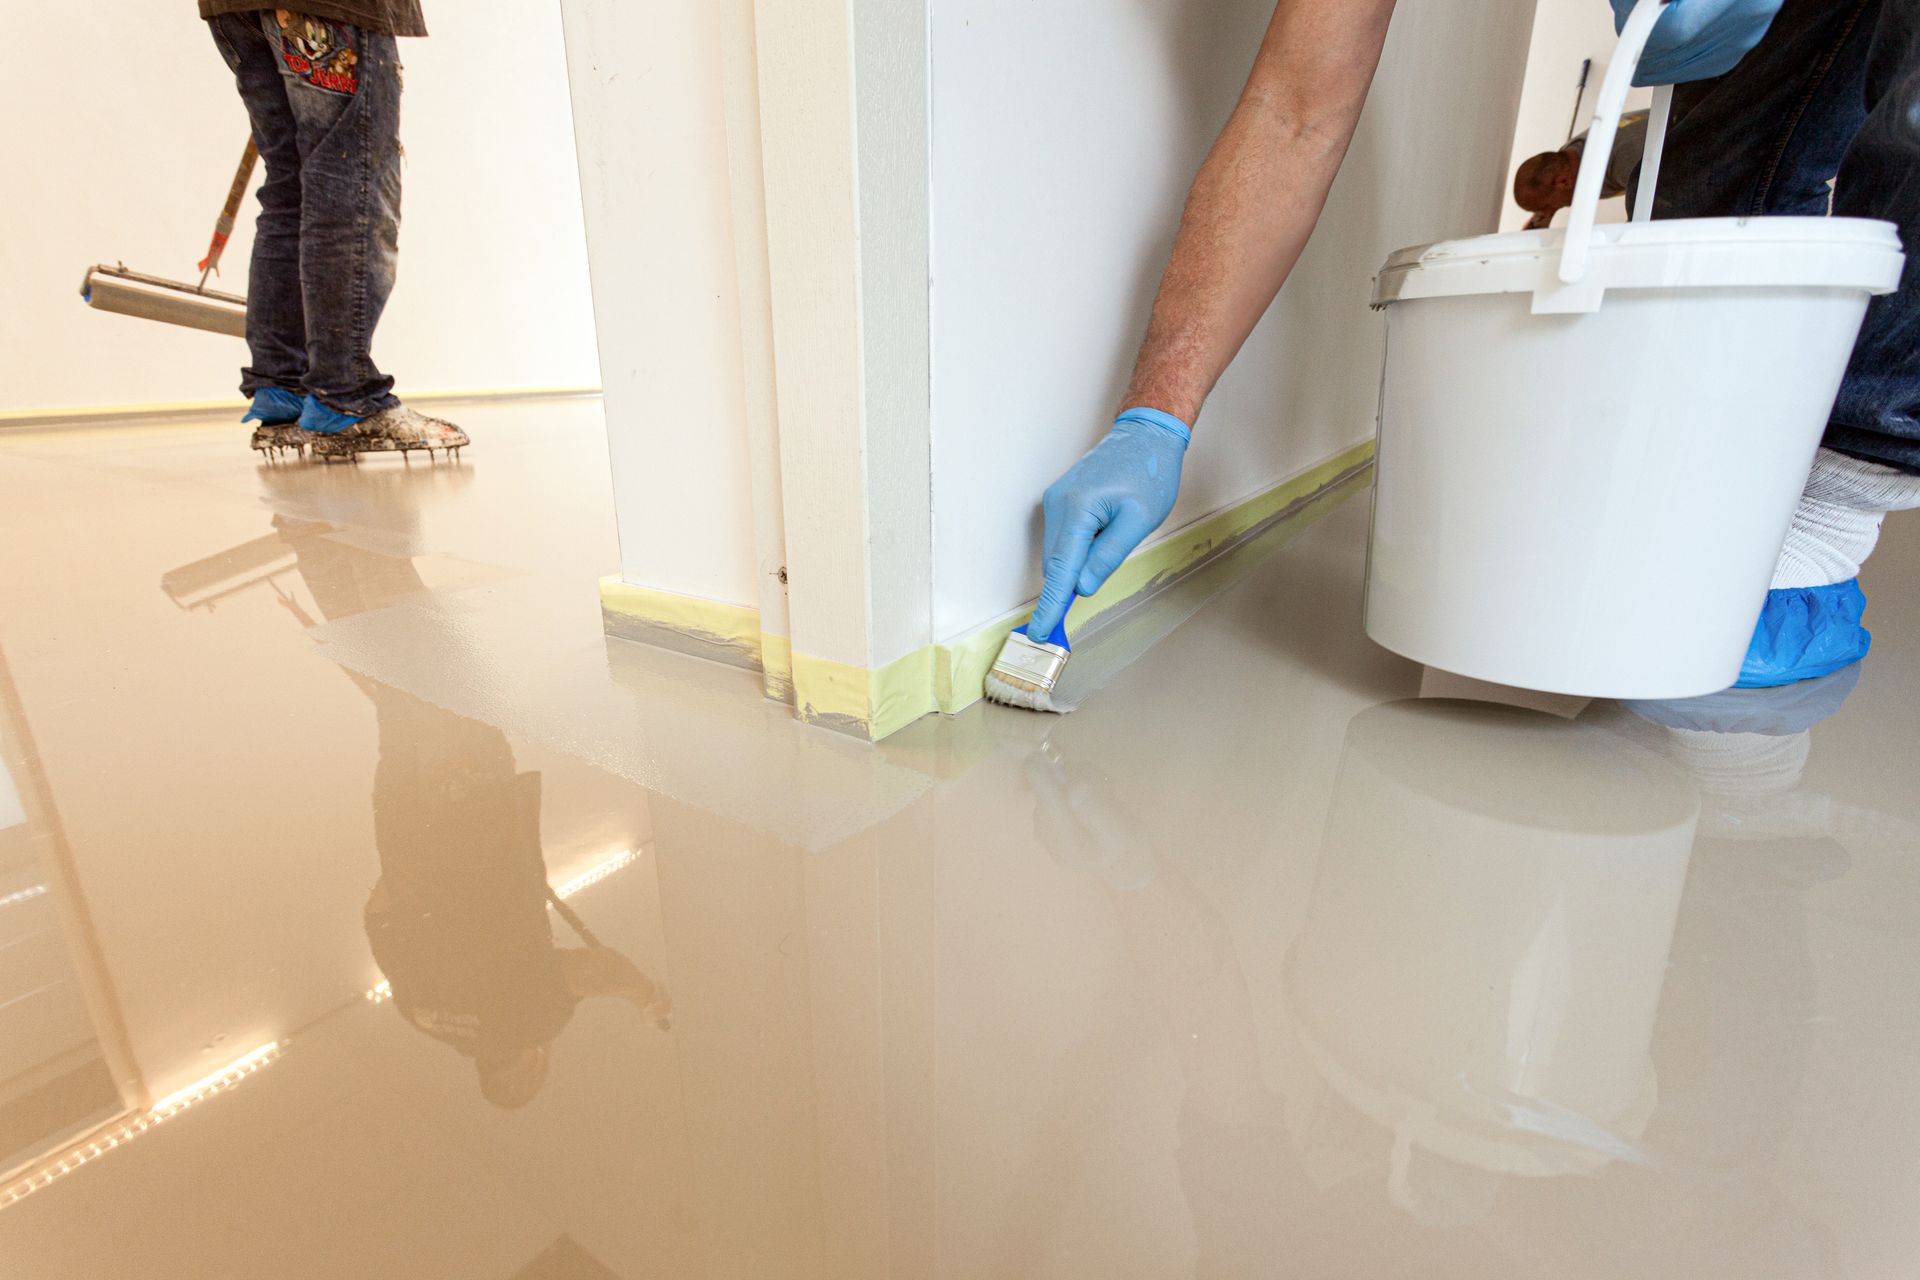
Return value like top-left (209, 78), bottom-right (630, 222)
top-left (1028, 407), bottom-right (1190, 641)
top-left (1612, 0), bottom-right (1785, 85)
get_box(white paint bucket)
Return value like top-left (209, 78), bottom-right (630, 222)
top-left (1364, 0), bottom-right (1904, 699)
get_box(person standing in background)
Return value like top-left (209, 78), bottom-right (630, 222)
top-left (202, 5), bottom-right (469, 460)
top-left (1512, 109), bottom-right (1652, 229)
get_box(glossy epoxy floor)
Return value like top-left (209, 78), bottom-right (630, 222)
top-left (1, 401), bottom-right (1917, 1279)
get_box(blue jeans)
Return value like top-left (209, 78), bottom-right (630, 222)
top-left (1651, 0), bottom-right (1920, 475)
top-left (208, 11), bottom-right (402, 417)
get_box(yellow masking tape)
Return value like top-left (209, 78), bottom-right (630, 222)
top-left (934, 440), bottom-right (1375, 717)
top-left (601, 441), bottom-right (1373, 741)
top-left (1071, 441), bottom-right (1374, 632)
top-left (599, 578), bottom-right (763, 664)
top-left (759, 632), bottom-right (794, 697)
top-left (936, 613), bottom-right (1030, 712)
top-left (870, 648), bottom-right (940, 738)
top-left (789, 646), bottom-right (939, 739)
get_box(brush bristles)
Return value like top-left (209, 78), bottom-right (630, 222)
top-left (983, 671), bottom-right (1059, 713)
top-left (984, 629), bottom-right (1070, 714)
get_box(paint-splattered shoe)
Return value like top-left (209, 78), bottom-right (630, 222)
top-left (310, 405), bottom-right (470, 462)
top-left (250, 423), bottom-right (316, 459)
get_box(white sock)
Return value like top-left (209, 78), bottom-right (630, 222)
top-left (1662, 726), bottom-right (1809, 798)
top-left (1771, 448), bottom-right (1920, 589)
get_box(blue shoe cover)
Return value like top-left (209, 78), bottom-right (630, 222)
top-left (1735, 579), bottom-right (1871, 689)
top-left (298, 395), bottom-right (364, 436)
top-left (241, 387), bottom-right (305, 425)
top-left (1626, 663), bottom-right (1860, 735)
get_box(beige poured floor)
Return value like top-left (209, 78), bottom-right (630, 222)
top-left (0, 398), bottom-right (1917, 1278)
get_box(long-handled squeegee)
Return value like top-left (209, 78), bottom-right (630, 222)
top-left (79, 138), bottom-right (256, 338)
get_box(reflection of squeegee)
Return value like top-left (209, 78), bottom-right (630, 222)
top-left (160, 531), bottom-right (304, 611)
top-left (79, 139), bottom-right (256, 338)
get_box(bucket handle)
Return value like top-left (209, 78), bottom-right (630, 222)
top-left (1558, 0), bottom-right (1672, 284)
top-left (1632, 83), bottom-right (1675, 224)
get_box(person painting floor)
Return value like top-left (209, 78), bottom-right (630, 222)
top-left (201, 4), bottom-right (469, 461)
top-left (1512, 109), bottom-right (1652, 230)
top-left (1023, 0), bottom-right (1920, 692)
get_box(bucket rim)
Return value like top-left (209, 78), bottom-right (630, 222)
top-left (1373, 215), bottom-right (1904, 308)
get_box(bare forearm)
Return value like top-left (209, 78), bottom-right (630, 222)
top-left (1124, 0), bottom-right (1397, 425)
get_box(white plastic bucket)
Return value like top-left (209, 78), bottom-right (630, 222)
top-left (1365, 0), bottom-right (1904, 699)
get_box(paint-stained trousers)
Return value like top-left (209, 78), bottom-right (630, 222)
top-left (1653, 0), bottom-right (1920, 474)
top-left (208, 10), bottom-right (403, 417)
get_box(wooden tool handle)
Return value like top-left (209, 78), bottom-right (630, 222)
top-left (198, 137), bottom-right (260, 280)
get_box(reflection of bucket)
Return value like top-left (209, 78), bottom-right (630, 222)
top-left (1364, 0), bottom-right (1904, 699)
top-left (1286, 700), bottom-right (1698, 1180)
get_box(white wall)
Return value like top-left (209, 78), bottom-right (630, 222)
top-left (752, 0), bottom-right (935, 670)
top-left (567, 0), bottom-right (1537, 680)
top-left (0, 4), bottom-right (599, 417)
top-left (1500, 1), bottom-right (1649, 230)
top-left (559, 0), bottom-right (761, 608)
top-left (928, 0), bottom-right (1540, 641)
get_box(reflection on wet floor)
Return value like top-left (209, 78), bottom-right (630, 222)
top-left (268, 519), bottom-right (672, 1110)
top-left (0, 401), bottom-right (1916, 1278)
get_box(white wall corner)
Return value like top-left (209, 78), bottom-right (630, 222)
top-left (716, 0), bottom-right (796, 698)
top-left (753, 0), bottom-right (936, 677)
top-left (852, 0), bottom-right (935, 670)
top-left (560, 0), bottom-right (762, 608)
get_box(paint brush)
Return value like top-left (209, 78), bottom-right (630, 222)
top-left (983, 618), bottom-right (1071, 713)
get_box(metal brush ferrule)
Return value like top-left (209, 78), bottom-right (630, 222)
top-left (991, 631), bottom-right (1070, 691)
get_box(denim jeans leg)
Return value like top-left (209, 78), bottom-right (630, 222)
top-left (207, 14), bottom-right (308, 399)
top-left (1826, 2), bottom-right (1920, 475)
top-left (263, 12), bottom-right (404, 417)
top-left (1652, 0), bottom-right (1920, 476)
top-left (1651, 0), bottom-right (1878, 221)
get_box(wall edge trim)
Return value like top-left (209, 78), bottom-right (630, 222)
top-left (601, 439), bottom-right (1375, 741)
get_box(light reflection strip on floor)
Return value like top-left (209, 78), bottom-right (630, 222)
top-left (0, 1042), bottom-right (284, 1210)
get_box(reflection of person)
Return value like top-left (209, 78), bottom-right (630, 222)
top-left (359, 695), bottom-right (669, 1109)
top-left (1021, 0), bottom-right (1917, 694)
top-left (202, 4), bottom-right (469, 461)
top-left (1657, 0), bottom-right (1920, 686)
top-left (1592, 664), bottom-right (1912, 847)
top-left (1286, 696), bottom-right (1845, 1273)
top-left (1024, 704), bottom-right (1850, 1272)
top-left (1552, 681), bottom-right (1866, 1278)
top-left (1512, 110), bottom-right (1650, 229)
top-left (270, 521), bottom-right (667, 1108)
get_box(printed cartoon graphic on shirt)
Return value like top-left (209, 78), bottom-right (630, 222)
top-left (274, 10), bottom-right (361, 95)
